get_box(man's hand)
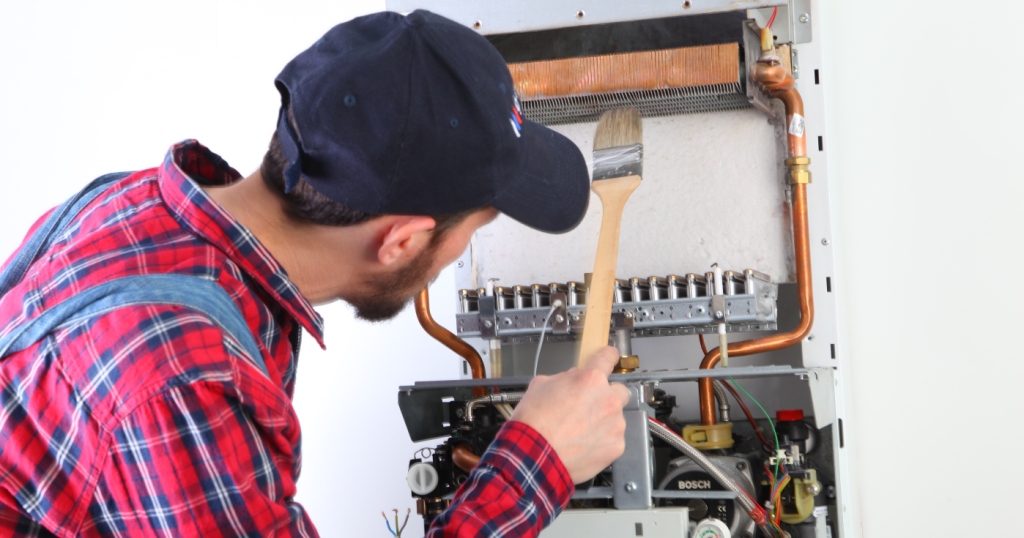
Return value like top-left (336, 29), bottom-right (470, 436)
top-left (510, 346), bottom-right (630, 484)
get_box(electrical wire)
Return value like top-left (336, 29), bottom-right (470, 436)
top-left (767, 6), bottom-right (778, 29)
top-left (721, 380), bottom-right (774, 450)
top-left (382, 512), bottom-right (396, 537)
top-left (533, 303), bottom-right (559, 376)
top-left (729, 376), bottom-right (786, 532)
top-left (699, 335), bottom-right (773, 449)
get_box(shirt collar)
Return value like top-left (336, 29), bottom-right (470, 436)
top-left (157, 139), bottom-right (326, 348)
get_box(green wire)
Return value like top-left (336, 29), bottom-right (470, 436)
top-left (728, 375), bottom-right (783, 529)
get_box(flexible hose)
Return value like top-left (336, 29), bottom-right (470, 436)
top-left (465, 392), bottom-right (525, 422)
top-left (712, 380), bottom-right (731, 423)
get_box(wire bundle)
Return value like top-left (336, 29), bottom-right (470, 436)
top-left (382, 509), bottom-right (410, 537)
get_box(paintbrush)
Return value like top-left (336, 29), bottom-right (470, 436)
top-left (577, 108), bottom-right (643, 368)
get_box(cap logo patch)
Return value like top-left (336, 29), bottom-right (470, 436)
top-left (509, 95), bottom-right (523, 138)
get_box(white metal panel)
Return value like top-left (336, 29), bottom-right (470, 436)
top-left (386, 0), bottom-right (785, 35)
top-left (541, 508), bottom-right (689, 538)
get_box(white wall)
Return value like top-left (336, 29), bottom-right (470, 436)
top-left (820, 1), bottom-right (1024, 537)
top-left (2, 2), bottom-right (1022, 537)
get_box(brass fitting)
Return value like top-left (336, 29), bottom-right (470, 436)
top-left (613, 355), bottom-right (640, 374)
top-left (786, 156), bottom-right (812, 184)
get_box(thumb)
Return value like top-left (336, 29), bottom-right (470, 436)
top-left (582, 346), bottom-right (619, 374)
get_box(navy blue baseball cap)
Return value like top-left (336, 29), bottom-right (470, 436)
top-left (274, 10), bottom-right (590, 233)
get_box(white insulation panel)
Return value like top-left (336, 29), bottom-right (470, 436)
top-left (470, 108), bottom-right (796, 290)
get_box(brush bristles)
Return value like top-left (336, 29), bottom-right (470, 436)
top-left (593, 108), bottom-right (643, 150)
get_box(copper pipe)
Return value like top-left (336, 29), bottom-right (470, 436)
top-left (751, 61), bottom-right (806, 157)
top-left (697, 36), bottom-right (814, 425)
top-left (451, 443), bottom-right (481, 474)
top-left (414, 287), bottom-right (487, 398)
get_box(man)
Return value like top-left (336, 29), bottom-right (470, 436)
top-left (0, 9), bottom-right (628, 538)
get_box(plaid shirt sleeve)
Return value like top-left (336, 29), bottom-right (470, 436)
top-left (427, 421), bottom-right (574, 538)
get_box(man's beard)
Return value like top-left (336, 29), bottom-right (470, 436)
top-left (348, 245), bottom-right (436, 322)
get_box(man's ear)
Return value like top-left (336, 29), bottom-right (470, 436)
top-left (376, 215), bottom-right (437, 266)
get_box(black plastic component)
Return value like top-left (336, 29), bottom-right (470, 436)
top-left (486, 11), bottom-right (747, 63)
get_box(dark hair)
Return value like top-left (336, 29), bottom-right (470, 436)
top-left (260, 131), bottom-right (476, 245)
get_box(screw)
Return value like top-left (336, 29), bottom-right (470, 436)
top-left (715, 311), bottom-right (724, 319)
top-left (571, 315), bottom-right (580, 322)
top-left (555, 314), bottom-right (565, 323)
top-left (483, 320), bottom-right (493, 328)
top-left (821, 238), bottom-right (830, 245)
top-left (806, 481), bottom-right (822, 496)
top-left (624, 482), bottom-right (637, 493)
top-left (736, 461), bottom-right (747, 471)
top-left (799, 13), bottom-right (810, 23)
top-left (456, 261), bottom-right (464, 268)
top-left (502, 317), bottom-right (512, 326)
top-left (624, 312), bottom-right (634, 319)
top-left (472, 20), bottom-right (482, 29)
top-left (576, 10), bottom-right (585, 18)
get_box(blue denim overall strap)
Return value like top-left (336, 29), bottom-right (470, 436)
top-left (0, 275), bottom-right (268, 376)
top-left (0, 172), bottom-right (130, 297)
top-left (0, 173), bottom-right (268, 376)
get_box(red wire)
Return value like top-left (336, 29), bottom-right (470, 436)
top-left (699, 334), bottom-right (773, 449)
top-left (767, 7), bottom-right (778, 29)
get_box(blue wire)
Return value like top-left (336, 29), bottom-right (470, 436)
top-left (385, 519), bottom-right (396, 536)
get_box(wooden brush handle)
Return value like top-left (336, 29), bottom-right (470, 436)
top-left (577, 174), bottom-right (642, 368)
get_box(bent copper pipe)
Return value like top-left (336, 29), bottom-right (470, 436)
top-left (451, 443), bottom-right (481, 474)
top-left (751, 62), bottom-right (806, 157)
top-left (415, 287), bottom-right (488, 398)
top-left (698, 185), bottom-right (813, 424)
top-left (698, 33), bottom-right (814, 425)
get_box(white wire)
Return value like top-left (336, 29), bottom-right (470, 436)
top-left (533, 304), bottom-right (559, 376)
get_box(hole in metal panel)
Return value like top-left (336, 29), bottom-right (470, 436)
top-left (838, 418), bottom-right (845, 448)
top-left (814, 69), bottom-right (820, 84)
top-left (830, 344), bottom-right (836, 359)
top-left (818, 135), bottom-right (824, 151)
top-left (635, 522), bottom-right (643, 536)
top-left (826, 276), bottom-right (832, 292)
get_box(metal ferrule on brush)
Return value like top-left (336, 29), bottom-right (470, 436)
top-left (592, 143), bottom-right (643, 180)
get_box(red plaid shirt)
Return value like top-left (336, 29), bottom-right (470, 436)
top-left (0, 141), bottom-right (572, 537)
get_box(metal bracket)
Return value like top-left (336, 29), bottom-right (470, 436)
top-left (550, 291), bottom-right (569, 334)
top-left (710, 294), bottom-right (728, 322)
top-left (610, 311), bottom-right (635, 330)
top-left (478, 295), bottom-right (497, 338)
top-left (750, 0), bottom-right (812, 45)
top-left (611, 383), bottom-right (654, 510)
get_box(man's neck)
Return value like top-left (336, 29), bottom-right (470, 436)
top-left (202, 171), bottom-right (373, 305)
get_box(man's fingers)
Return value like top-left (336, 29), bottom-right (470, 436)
top-left (610, 382), bottom-right (631, 407)
top-left (581, 346), bottom-right (619, 374)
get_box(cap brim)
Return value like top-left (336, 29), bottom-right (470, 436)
top-left (492, 119), bottom-right (591, 234)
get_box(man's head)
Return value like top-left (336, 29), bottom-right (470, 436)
top-left (260, 10), bottom-right (591, 319)
top-left (261, 131), bottom-right (489, 320)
